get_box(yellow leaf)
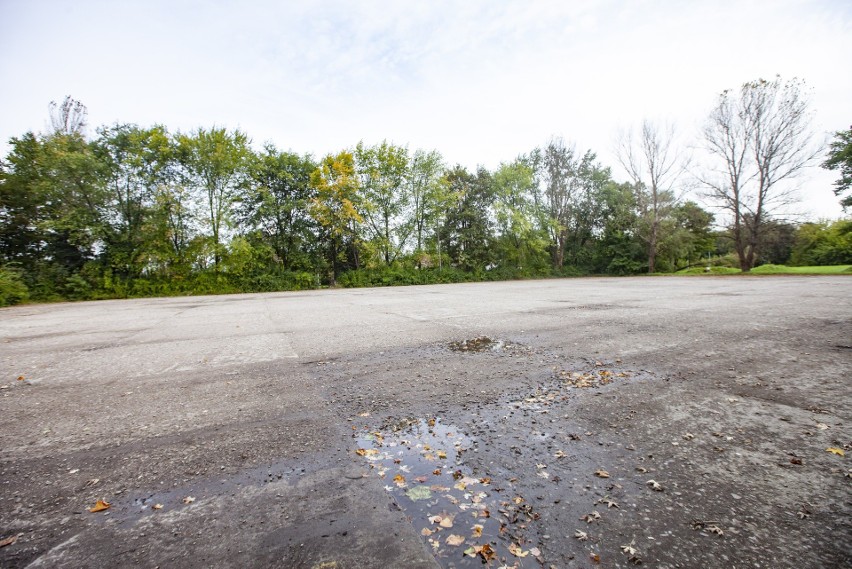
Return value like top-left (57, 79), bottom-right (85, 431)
top-left (445, 534), bottom-right (465, 546)
top-left (827, 447), bottom-right (845, 456)
top-left (393, 474), bottom-right (406, 487)
top-left (594, 469), bottom-right (610, 478)
top-left (89, 499), bottom-right (110, 513)
top-left (509, 543), bottom-right (529, 557)
top-left (472, 524), bottom-right (483, 538)
top-left (421, 527), bottom-right (433, 536)
top-left (437, 450), bottom-right (447, 459)
top-left (439, 514), bottom-right (454, 528)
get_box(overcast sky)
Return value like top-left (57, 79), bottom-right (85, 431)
top-left (1, 0), bottom-right (850, 219)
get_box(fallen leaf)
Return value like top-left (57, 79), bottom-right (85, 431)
top-left (594, 469), bottom-right (610, 478)
top-left (590, 552), bottom-right (601, 563)
top-left (415, 475), bottom-right (427, 483)
top-left (582, 511), bottom-right (602, 523)
top-left (182, 496), bottom-right (195, 504)
top-left (621, 542), bottom-right (638, 555)
top-left (529, 546), bottom-right (541, 557)
top-left (405, 486), bottom-right (432, 501)
top-left (479, 477), bottom-right (491, 485)
top-left (89, 499), bottom-right (111, 513)
top-left (421, 527), bottom-right (434, 536)
top-left (446, 534), bottom-right (465, 546)
top-left (439, 514), bottom-right (454, 528)
top-left (433, 469), bottom-right (442, 475)
top-left (437, 450), bottom-right (447, 459)
top-left (478, 544), bottom-right (496, 561)
top-left (472, 524), bottom-right (483, 538)
top-left (0, 534), bottom-right (19, 548)
top-left (428, 514), bottom-right (443, 524)
top-left (508, 543), bottom-right (529, 557)
top-left (575, 530), bottom-right (589, 541)
top-left (512, 496), bottom-right (524, 504)
top-left (601, 497), bottom-right (619, 509)
top-left (152, 504), bottom-right (163, 510)
top-left (707, 525), bottom-right (724, 536)
top-left (554, 450), bottom-right (567, 458)
top-left (393, 474), bottom-right (406, 487)
top-left (827, 447), bottom-right (845, 456)
top-left (647, 479), bottom-right (663, 491)
top-left (17, 376), bottom-right (24, 381)
top-left (683, 433), bottom-right (695, 441)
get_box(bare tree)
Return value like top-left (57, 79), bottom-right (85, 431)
top-left (702, 77), bottom-right (819, 271)
top-left (49, 96), bottom-right (88, 136)
top-left (617, 120), bottom-right (686, 273)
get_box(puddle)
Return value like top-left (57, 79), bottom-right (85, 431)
top-left (448, 337), bottom-right (531, 355)
top-left (355, 418), bottom-right (541, 568)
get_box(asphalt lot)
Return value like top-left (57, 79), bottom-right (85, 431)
top-left (1, 276), bottom-right (850, 568)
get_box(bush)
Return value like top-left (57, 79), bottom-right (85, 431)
top-left (0, 266), bottom-right (30, 306)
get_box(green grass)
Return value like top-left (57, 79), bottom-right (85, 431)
top-left (749, 264), bottom-right (852, 274)
top-left (676, 264), bottom-right (851, 276)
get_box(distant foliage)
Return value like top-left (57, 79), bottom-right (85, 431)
top-left (0, 91), bottom-right (842, 303)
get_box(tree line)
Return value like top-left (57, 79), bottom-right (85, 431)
top-left (1, 77), bottom-right (850, 304)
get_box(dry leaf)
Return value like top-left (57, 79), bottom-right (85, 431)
top-left (594, 469), bottom-right (610, 478)
top-left (647, 480), bottom-right (663, 491)
top-left (437, 450), bottom-right (447, 459)
top-left (182, 496), bottom-right (195, 504)
top-left (574, 529), bottom-right (589, 541)
top-left (826, 447), bottom-right (845, 456)
top-left (472, 524), bottom-right (483, 537)
top-left (152, 504), bottom-right (163, 510)
top-left (393, 474), bottom-right (406, 487)
top-left (0, 534), bottom-right (19, 548)
top-left (446, 534), bottom-right (465, 546)
top-left (582, 511), bottom-right (602, 523)
top-left (421, 527), bottom-right (434, 536)
top-left (508, 543), bottom-right (529, 557)
top-left (17, 376), bottom-right (24, 381)
top-left (89, 499), bottom-right (111, 512)
top-left (554, 450), bottom-right (567, 458)
top-left (529, 546), bottom-right (541, 557)
top-left (439, 514), bottom-right (454, 528)
top-left (433, 469), bottom-right (442, 475)
top-left (621, 542), bottom-right (638, 555)
top-left (708, 525), bottom-right (724, 536)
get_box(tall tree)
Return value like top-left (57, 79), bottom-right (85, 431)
top-left (538, 139), bottom-right (610, 269)
top-left (702, 77), bottom-right (819, 271)
top-left (823, 126), bottom-right (852, 210)
top-left (492, 157), bottom-right (548, 271)
top-left (241, 144), bottom-right (317, 270)
top-left (177, 128), bottom-right (252, 269)
top-left (440, 166), bottom-right (495, 271)
top-left (94, 124), bottom-right (173, 277)
top-left (354, 141), bottom-right (410, 265)
top-left (309, 151), bottom-right (362, 284)
top-left (408, 149), bottom-right (447, 258)
top-left (617, 120), bottom-right (685, 273)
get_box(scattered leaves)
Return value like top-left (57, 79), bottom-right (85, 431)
top-left (826, 447), bottom-right (845, 456)
top-left (89, 499), bottom-right (111, 513)
top-left (594, 469), bottom-right (610, 478)
top-left (574, 530), bottom-right (589, 541)
top-left (464, 544), bottom-right (496, 561)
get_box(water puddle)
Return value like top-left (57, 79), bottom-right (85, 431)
top-left (355, 418), bottom-right (541, 568)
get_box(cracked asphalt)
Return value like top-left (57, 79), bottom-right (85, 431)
top-left (1, 276), bottom-right (850, 568)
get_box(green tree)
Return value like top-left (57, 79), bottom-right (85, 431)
top-left (408, 149), bottom-right (447, 261)
top-left (177, 127), bottom-right (252, 269)
top-left (94, 124), bottom-right (174, 278)
top-left (823, 126), bottom-right (852, 209)
top-left (440, 166), bottom-right (495, 271)
top-left (241, 144), bottom-right (317, 271)
top-left (492, 158), bottom-right (549, 273)
top-left (309, 151), bottom-right (362, 284)
top-left (354, 141), bottom-right (410, 265)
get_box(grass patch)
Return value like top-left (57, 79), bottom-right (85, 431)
top-left (750, 264), bottom-right (852, 275)
top-left (677, 267), bottom-right (741, 275)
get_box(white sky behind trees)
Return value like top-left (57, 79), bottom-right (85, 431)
top-left (1, 0), bottom-right (850, 219)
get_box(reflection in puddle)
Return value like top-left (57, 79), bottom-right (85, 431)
top-left (356, 419), bottom-right (540, 568)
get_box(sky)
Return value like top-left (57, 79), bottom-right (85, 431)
top-left (1, 0), bottom-right (850, 219)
